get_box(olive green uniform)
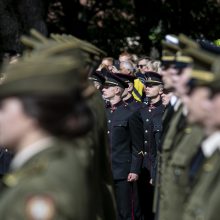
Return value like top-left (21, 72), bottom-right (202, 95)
top-left (155, 102), bottom-right (183, 218)
top-left (160, 124), bottom-right (203, 220)
top-left (182, 134), bottom-right (220, 220)
top-left (0, 139), bottom-right (90, 220)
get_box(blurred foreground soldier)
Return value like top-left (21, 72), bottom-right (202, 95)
top-left (157, 35), bottom-right (219, 220)
top-left (23, 30), bottom-right (117, 220)
top-left (0, 55), bottom-right (93, 219)
top-left (177, 41), bottom-right (220, 220)
top-left (199, 79), bottom-right (220, 220)
top-left (161, 89), bottom-right (173, 106)
top-left (102, 73), bottom-right (143, 220)
top-left (155, 37), bottom-right (196, 220)
top-left (181, 68), bottom-right (215, 220)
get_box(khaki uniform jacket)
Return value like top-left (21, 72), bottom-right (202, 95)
top-left (160, 125), bottom-right (203, 220)
top-left (183, 150), bottom-right (220, 220)
top-left (154, 104), bottom-right (183, 217)
top-left (0, 139), bottom-right (90, 220)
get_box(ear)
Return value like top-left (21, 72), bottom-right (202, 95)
top-left (159, 87), bottom-right (163, 95)
top-left (114, 86), bottom-right (122, 95)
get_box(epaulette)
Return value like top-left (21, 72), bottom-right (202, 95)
top-left (3, 160), bottom-right (48, 187)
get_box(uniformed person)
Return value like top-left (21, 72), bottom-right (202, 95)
top-left (155, 37), bottom-right (198, 220)
top-left (22, 30), bottom-right (117, 220)
top-left (141, 71), bottom-right (165, 180)
top-left (175, 39), bottom-right (220, 220)
top-left (132, 71), bottom-right (164, 220)
top-left (200, 78), bottom-right (220, 220)
top-left (157, 35), bottom-right (219, 220)
top-left (0, 53), bottom-right (94, 219)
top-left (102, 73), bottom-right (143, 220)
top-left (116, 73), bottom-right (143, 111)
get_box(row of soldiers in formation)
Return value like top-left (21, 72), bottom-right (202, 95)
top-left (88, 34), bottom-right (220, 220)
top-left (89, 52), bottom-right (165, 220)
top-left (0, 29), bottom-right (219, 220)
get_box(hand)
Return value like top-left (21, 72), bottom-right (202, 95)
top-left (127, 173), bottom-right (139, 182)
top-left (110, 66), bottom-right (119, 73)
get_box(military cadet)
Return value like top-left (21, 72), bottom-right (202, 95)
top-left (0, 52), bottom-right (94, 219)
top-left (116, 73), bottom-right (142, 111)
top-left (141, 71), bottom-right (164, 180)
top-left (133, 71), bottom-right (164, 220)
top-left (102, 73), bottom-right (143, 220)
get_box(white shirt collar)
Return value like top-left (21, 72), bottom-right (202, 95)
top-left (170, 95), bottom-right (178, 106)
top-left (10, 137), bottom-right (54, 170)
top-left (174, 98), bottom-right (182, 112)
top-left (201, 132), bottom-right (220, 158)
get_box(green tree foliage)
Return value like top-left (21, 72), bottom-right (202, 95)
top-left (1, 0), bottom-right (220, 59)
top-left (47, 0), bottom-right (220, 57)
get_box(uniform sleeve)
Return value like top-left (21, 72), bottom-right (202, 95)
top-left (204, 182), bottom-right (220, 220)
top-left (128, 110), bottom-right (144, 174)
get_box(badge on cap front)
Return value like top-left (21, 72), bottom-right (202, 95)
top-left (26, 195), bottom-right (55, 220)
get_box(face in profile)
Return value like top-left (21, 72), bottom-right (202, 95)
top-left (144, 84), bottom-right (163, 99)
top-left (102, 85), bottom-right (117, 100)
top-left (160, 65), bottom-right (178, 90)
top-left (0, 97), bottom-right (38, 150)
top-left (161, 92), bottom-right (172, 106)
top-left (204, 93), bottom-right (220, 130)
top-left (174, 67), bottom-right (192, 97)
top-left (184, 87), bottom-right (211, 125)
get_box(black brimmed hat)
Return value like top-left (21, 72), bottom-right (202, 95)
top-left (144, 71), bottom-right (163, 85)
top-left (89, 71), bottom-right (105, 84)
top-left (104, 73), bottom-right (128, 88)
top-left (116, 73), bottom-right (136, 84)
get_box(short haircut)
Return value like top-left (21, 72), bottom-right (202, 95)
top-left (120, 61), bottom-right (134, 72)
